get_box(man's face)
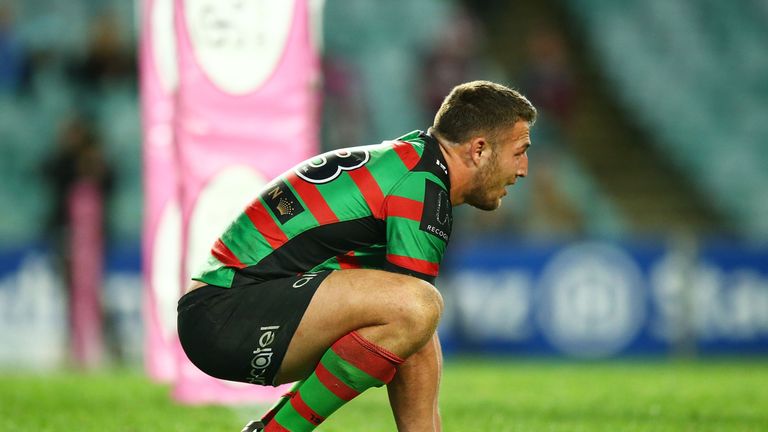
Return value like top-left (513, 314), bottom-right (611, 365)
top-left (465, 121), bottom-right (531, 211)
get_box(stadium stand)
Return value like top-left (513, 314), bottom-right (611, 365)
top-left (562, 0), bottom-right (768, 240)
top-left (2, 0), bottom-right (765, 244)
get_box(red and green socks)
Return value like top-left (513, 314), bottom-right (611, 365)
top-left (263, 331), bottom-right (404, 431)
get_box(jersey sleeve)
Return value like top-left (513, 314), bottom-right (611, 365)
top-left (382, 172), bottom-right (452, 284)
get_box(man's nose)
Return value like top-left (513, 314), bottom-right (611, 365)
top-left (517, 153), bottom-right (528, 178)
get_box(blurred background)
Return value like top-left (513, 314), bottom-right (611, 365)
top-left (0, 0), bottom-right (766, 370)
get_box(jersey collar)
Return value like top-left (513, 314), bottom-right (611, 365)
top-left (419, 130), bottom-right (451, 192)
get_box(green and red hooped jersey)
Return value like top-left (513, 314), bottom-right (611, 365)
top-left (192, 130), bottom-right (453, 287)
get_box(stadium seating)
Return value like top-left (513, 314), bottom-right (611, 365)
top-left (0, 0), bottom-right (629, 244)
top-left (18, 0), bottom-right (768, 244)
top-left (563, 0), bottom-right (768, 240)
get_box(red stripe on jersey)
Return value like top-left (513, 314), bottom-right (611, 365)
top-left (386, 254), bottom-right (440, 276)
top-left (331, 333), bottom-right (400, 383)
top-left (244, 200), bottom-right (289, 249)
top-left (287, 173), bottom-right (339, 224)
top-left (385, 196), bottom-right (423, 221)
top-left (290, 392), bottom-right (324, 426)
top-left (211, 239), bottom-right (245, 269)
top-left (347, 167), bottom-right (385, 219)
top-left (315, 362), bottom-right (360, 401)
top-left (337, 251), bottom-right (360, 270)
top-left (393, 141), bottom-right (420, 170)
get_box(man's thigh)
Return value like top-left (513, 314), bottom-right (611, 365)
top-left (274, 269), bottom-right (431, 384)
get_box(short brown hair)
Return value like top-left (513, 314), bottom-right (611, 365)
top-left (430, 80), bottom-right (537, 144)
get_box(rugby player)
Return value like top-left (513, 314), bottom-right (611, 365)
top-left (177, 80), bottom-right (536, 431)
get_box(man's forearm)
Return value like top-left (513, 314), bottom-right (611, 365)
top-left (387, 333), bottom-right (442, 431)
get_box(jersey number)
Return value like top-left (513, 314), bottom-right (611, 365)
top-left (295, 149), bottom-right (370, 184)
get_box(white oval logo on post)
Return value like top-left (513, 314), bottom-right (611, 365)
top-left (151, 0), bottom-right (178, 94)
top-left (536, 242), bottom-right (646, 358)
top-left (185, 0), bottom-right (296, 94)
top-left (186, 165), bottom-right (266, 280)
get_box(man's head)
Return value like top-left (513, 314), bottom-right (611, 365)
top-left (430, 81), bottom-right (537, 210)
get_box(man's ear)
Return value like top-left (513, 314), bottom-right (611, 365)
top-left (468, 137), bottom-right (489, 166)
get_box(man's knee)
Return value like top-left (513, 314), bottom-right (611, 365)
top-left (392, 277), bottom-right (444, 336)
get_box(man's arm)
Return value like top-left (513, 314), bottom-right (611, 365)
top-left (387, 332), bottom-right (443, 431)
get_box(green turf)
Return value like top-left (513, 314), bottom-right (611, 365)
top-left (2, 359), bottom-right (767, 431)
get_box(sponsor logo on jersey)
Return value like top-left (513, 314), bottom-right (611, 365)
top-left (246, 325), bottom-right (280, 385)
top-left (262, 180), bottom-right (305, 224)
top-left (420, 180), bottom-right (452, 242)
top-left (435, 158), bottom-right (448, 175)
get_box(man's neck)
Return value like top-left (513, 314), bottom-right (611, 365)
top-left (433, 134), bottom-right (470, 206)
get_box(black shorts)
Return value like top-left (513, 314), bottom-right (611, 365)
top-left (177, 270), bottom-right (330, 387)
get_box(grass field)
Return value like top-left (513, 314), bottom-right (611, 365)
top-left (2, 358), bottom-right (767, 431)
